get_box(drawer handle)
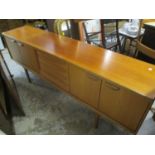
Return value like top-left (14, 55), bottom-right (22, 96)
top-left (10, 39), bottom-right (16, 43)
top-left (87, 73), bottom-right (100, 81)
top-left (17, 42), bottom-right (24, 47)
top-left (105, 81), bottom-right (120, 91)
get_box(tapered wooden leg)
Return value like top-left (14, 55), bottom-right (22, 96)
top-left (94, 114), bottom-right (100, 128)
top-left (24, 68), bottom-right (32, 83)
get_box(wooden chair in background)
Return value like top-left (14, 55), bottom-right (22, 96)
top-left (135, 40), bottom-right (155, 121)
top-left (82, 19), bottom-right (121, 51)
top-left (135, 19), bottom-right (155, 121)
top-left (135, 19), bottom-right (155, 63)
top-left (53, 19), bottom-right (72, 37)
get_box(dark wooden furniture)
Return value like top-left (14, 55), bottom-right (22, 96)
top-left (3, 26), bottom-right (155, 134)
top-left (137, 21), bottom-right (155, 120)
top-left (136, 21), bottom-right (155, 64)
top-left (0, 20), bottom-right (24, 33)
top-left (82, 19), bottom-right (121, 51)
top-left (24, 19), bottom-right (47, 30)
top-left (0, 53), bottom-right (24, 134)
top-left (119, 22), bottom-right (145, 55)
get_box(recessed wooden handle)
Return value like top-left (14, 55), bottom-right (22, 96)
top-left (17, 42), bottom-right (24, 47)
top-left (10, 39), bottom-right (16, 43)
top-left (87, 73), bottom-right (100, 81)
top-left (105, 81), bottom-right (120, 91)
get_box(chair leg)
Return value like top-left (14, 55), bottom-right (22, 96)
top-left (94, 114), bottom-right (100, 128)
top-left (24, 68), bottom-right (32, 83)
top-left (122, 37), bottom-right (127, 53)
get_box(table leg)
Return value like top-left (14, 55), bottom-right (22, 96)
top-left (127, 39), bottom-right (133, 56)
top-left (121, 37), bottom-right (127, 53)
top-left (24, 69), bottom-right (32, 83)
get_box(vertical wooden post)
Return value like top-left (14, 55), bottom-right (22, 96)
top-left (70, 19), bottom-right (80, 40)
top-left (100, 19), bottom-right (106, 48)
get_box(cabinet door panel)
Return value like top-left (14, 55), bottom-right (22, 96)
top-left (99, 80), bottom-right (152, 132)
top-left (69, 65), bottom-right (101, 108)
top-left (17, 42), bottom-right (40, 72)
top-left (99, 80), bottom-right (122, 117)
top-left (118, 90), bottom-right (151, 131)
top-left (5, 37), bottom-right (22, 64)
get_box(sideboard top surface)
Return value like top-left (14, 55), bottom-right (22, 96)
top-left (3, 25), bottom-right (155, 99)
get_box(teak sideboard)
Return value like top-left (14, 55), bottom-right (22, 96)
top-left (2, 26), bottom-right (155, 134)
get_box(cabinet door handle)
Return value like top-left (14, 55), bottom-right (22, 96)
top-left (87, 73), bottom-right (101, 81)
top-left (10, 39), bottom-right (16, 43)
top-left (105, 81), bottom-right (120, 91)
top-left (17, 42), bottom-right (24, 47)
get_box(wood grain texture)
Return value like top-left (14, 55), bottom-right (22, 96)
top-left (3, 26), bottom-right (155, 99)
top-left (69, 65), bottom-right (102, 108)
top-left (37, 51), bottom-right (69, 91)
top-left (99, 80), bottom-right (152, 132)
top-left (3, 26), bottom-right (155, 133)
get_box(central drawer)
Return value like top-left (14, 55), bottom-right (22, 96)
top-left (37, 51), bottom-right (69, 91)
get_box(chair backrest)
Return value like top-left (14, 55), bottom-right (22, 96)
top-left (136, 40), bottom-right (155, 59)
top-left (82, 19), bottom-right (121, 50)
top-left (82, 19), bottom-right (102, 46)
top-left (53, 19), bottom-right (72, 37)
top-left (135, 19), bottom-right (155, 61)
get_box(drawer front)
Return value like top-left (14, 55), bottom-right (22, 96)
top-left (38, 51), bottom-right (69, 91)
top-left (4, 37), bottom-right (22, 64)
top-left (99, 80), bottom-right (151, 132)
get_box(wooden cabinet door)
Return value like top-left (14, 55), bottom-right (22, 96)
top-left (99, 80), bottom-right (152, 132)
top-left (5, 37), bottom-right (39, 73)
top-left (4, 37), bottom-right (22, 64)
top-left (16, 42), bottom-right (40, 73)
top-left (69, 65), bottom-right (102, 108)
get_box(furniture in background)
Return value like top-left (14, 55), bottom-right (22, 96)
top-left (0, 37), bottom-right (24, 114)
top-left (53, 19), bottom-right (72, 37)
top-left (46, 19), bottom-right (80, 40)
top-left (3, 26), bottom-right (155, 134)
top-left (135, 20), bottom-right (155, 120)
top-left (0, 20), bottom-right (24, 33)
top-left (24, 19), bottom-right (47, 30)
top-left (136, 20), bottom-right (155, 64)
top-left (118, 20), bottom-right (145, 56)
top-left (0, 35), bottom-right (11, 74)
top-left (82, 20), bottom-right (102, 45)
top-left (82, 19), bottom-right (121, 51)
top-left (0, 52), bottom-right (24, 134)
top-left (142, 21), bottom-right (155, 49)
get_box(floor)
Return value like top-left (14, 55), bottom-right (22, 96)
top-left (1, 49), bottom-right (155, 135)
